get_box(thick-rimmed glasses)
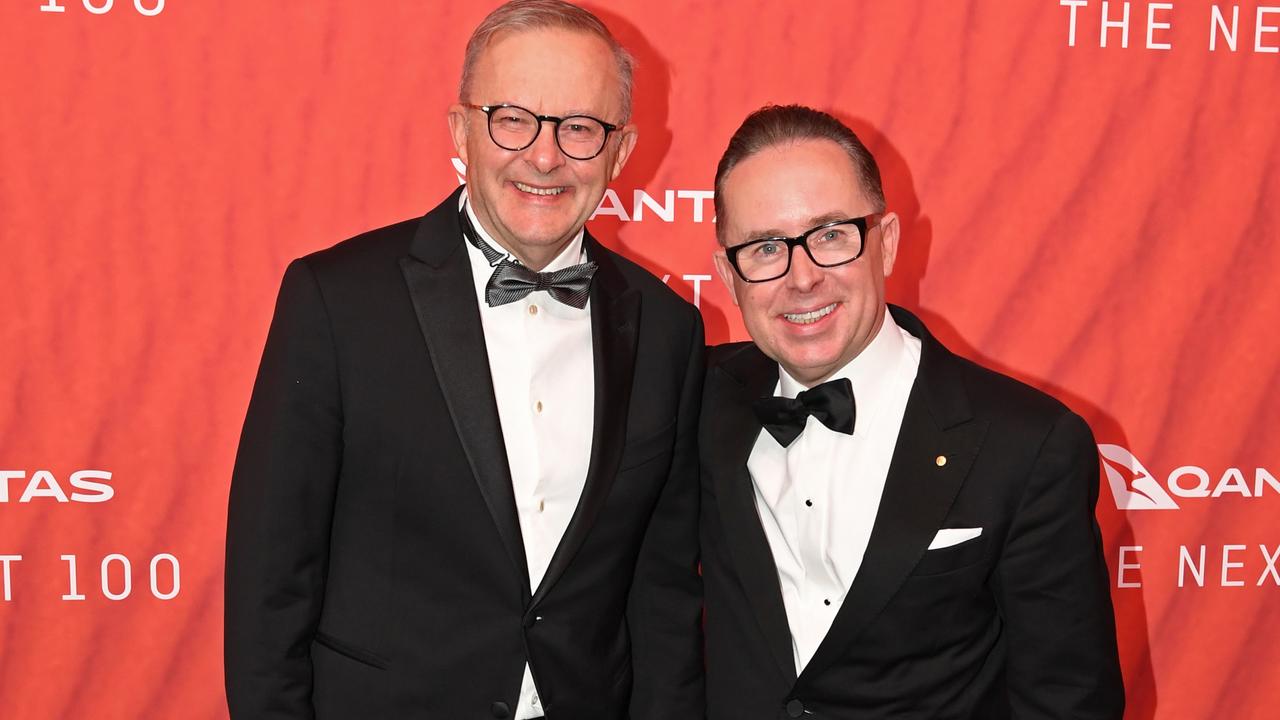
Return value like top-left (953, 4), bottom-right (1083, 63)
top-left (724, 215), bottom-right (881, 283)
top-left (463, 103), bottom-right (620, 161)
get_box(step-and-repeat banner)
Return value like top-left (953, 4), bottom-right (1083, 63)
top-left (2, 1), bottom-right (1277, 718)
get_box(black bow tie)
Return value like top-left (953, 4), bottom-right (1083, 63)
top-left (752, 377), bottom-right (856, 448)
top-left (460, 207), bottom-right (596, 309)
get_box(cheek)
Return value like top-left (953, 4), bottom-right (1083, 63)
top-left (469, 144), bottom-right (509, 180)
top-left (573, 163), bottom-right (609, 192)
top-left (740, 288), bottom-right (777, 323)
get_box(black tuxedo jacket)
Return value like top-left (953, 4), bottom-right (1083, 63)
top-left (701, 306), bottom-right (1123, 720)
top-left (225, 188), bottom-right (705, 719)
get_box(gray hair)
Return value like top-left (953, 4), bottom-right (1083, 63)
top-left (459, 0), bottom-right (635, 121)
top-left (714, 105), bottom-right (886, 242)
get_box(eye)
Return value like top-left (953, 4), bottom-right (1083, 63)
top-left (816, 228), bottom-right (848, 244)
top-left (492, 110), bottom-right (532, 128)
top-left (751, 241), bottom-right (783, 258)
top-left (559, 118), bottom-right (603, 140)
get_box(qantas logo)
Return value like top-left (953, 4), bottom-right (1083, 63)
top-left (1098, 445), bottom-right (1179, 510)
top-left (1098, 445), bottom-right (1278, 511)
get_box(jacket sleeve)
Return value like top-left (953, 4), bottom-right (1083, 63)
top-left (994, 411), bottom-right (1126, 719)
top-left (225, 259), bottom-right (343, 719)
top-left (626, 308), bottom-right (707, 720)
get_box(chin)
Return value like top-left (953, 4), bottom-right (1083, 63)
top-left (777, 347), bottom-right (844, 379)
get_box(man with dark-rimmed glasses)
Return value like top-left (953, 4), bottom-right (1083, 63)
top-left (225, 2), bottom-right (705, 718)
top-left (701, 104), bottom-right (1124, 719)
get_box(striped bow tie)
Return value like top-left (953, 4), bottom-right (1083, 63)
top-left (484, 258), bottom-right (596, 309)
top-left (460, 207), bottom-right (596, 309)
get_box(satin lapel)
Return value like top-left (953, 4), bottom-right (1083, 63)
top-left (712, 345), bottom-right (798, 684)
top-left (531, 236), bottom-right (640, 606)
top-left (800, 306), bottom-right (989, 681)
top-left (399, 189), bottom-right (530, 596)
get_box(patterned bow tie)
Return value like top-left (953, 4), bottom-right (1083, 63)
top-left (752, 377), bottom-right (856, 448)
top-left (460, 207), bottom-right (596, 309)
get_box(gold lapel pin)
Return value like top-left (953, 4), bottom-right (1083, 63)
top-left (935, 455), bottom-right (947, 467)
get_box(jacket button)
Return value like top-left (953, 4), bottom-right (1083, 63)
top-left (523, 614), bottom-right (542, 628)
top-left (785, 698), bottom-right (805, 717)
top-left (490, 701), bottom-right (511, 718)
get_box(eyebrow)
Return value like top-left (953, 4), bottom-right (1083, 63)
top-left (744, 212), bottom-right (851, 240)
top-left (496, 102), bottom-right (607, 119)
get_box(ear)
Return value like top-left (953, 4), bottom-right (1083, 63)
top-left (447, 103), bottom-right (471, 167)
top-left (712, 249), bottom-right (741, 307)
top-left (608, 123), bottom-right (639, 181)
top-left (878, 212), bottom-right (901, 277)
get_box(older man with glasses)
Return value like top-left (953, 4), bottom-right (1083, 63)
top-left (224, 2), bottom-right (705, 718)
top-left (701, 104), bottom-right (1124, 719)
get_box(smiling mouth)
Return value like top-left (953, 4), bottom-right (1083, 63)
top-left (514, 181), bottom-right (567, 196)
top-left (783, 303), bottom-right (837, 324)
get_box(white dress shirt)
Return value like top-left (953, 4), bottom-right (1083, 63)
top-left (747, 308), bottom-right (921, 673)
top-left (461, 192), bottom-right (594, 719)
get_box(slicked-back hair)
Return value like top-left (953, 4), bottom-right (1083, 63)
top-left (459, 0), bottom-right (636, 121)
top-left (714, 105), bottom-right (886, 243)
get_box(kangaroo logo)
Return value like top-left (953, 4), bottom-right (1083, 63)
top-left (1098, 444), bottom-right (1179, 510)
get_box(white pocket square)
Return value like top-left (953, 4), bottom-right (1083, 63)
top-left (928, 527), bottom-right (982, 550)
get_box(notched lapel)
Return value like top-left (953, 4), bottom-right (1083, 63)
top-left (711, 346), bottom-right (798, 684)
top-left (399, 199), bottom-right (531, 596)
top-left (532, 240), bottom-right (640, 606)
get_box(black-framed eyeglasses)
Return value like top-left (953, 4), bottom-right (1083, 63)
top-left (463, 103), bottom-right (620, 161)
top-left (724, 215), bottom-right (882, 283)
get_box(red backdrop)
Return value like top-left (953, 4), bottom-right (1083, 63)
top-left (2, 1), bottom-right (1277, 718)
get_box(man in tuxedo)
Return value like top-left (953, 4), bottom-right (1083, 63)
top-left (701, 105), bottom-right (1124, 719)
top-left (224, 2), bottom-right (704, 718)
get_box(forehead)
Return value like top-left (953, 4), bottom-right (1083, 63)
top-left (721, 139), bottom-right (873, 236)
top-left (470, 27), bottom-right (623, 116)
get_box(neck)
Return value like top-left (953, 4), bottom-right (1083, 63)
top-left (502, 241), bottom-right (570, 272)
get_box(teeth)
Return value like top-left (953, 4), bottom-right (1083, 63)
top-left (514, 181), bottom-right (565, 196)
top-left (784, 304), bottom-right (836, 324)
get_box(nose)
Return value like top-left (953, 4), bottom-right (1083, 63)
top-left (784, 245), bottom-right (824, 292)
top-left (525, 121), bottom-right (567, 174)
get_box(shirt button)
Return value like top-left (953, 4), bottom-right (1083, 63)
top-left (537, 498), bottom-right (545, 513)
top-left (531, 693), bottom-right (540, 707)
top-left (535, 400), bottom-right (543, 413)
top-left (528, 304), bottom-right (539, 316)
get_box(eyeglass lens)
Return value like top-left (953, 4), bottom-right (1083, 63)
top-left (487, 105), bottom-right (608, 160)
top-left (735, 222), bottom-right (865, 281)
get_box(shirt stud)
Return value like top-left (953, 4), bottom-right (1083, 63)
top-left (935, 455), bottom-right (947, 467)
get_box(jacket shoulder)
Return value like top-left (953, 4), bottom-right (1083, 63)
top-left (945, 352), bottom-right (1088, 445)
top-left (297, 217), bottom-right (422, 278)
top-left (894, 305), bottom-right (1081, 429)
top-left (707, 341), bottom-right (757, 370)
